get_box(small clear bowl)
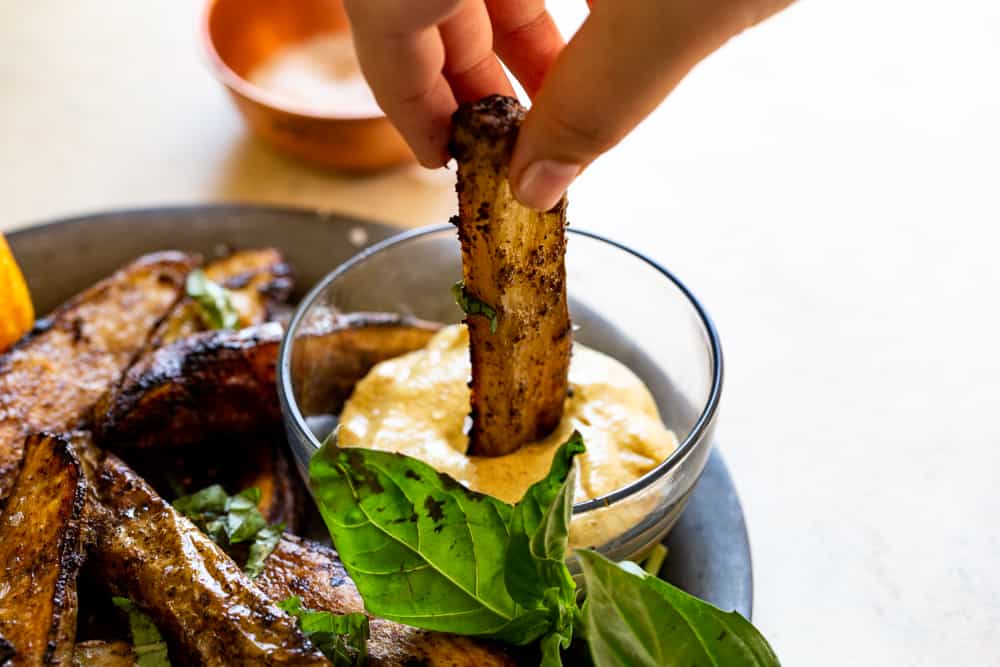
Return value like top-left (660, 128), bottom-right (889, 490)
top-left (278, 224), bottom-right (723, 568)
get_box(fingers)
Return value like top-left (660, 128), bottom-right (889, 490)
top-left (510, 0), bottom-right (795, 209)
top-left (344, 0), bottom-right (464, 167)
top-left (440, 1), bottom-right (515, 103)
top-left (484, 0), bottom-right (564, 96)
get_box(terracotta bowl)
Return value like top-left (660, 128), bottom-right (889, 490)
top-left (202, 0), bottom-right (414, 172)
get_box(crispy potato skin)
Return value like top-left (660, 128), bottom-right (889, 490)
top-left (256, 535), bottom-right (517, 667)
top-left (0, 252), bottom-right (194, 500)
top-left (71, 641), bottom-right (136, 667)
top-left (0, 434), bottom-right (87, 666)
top-left (97, 315), bottom-right (439, 450)
top-left (450, 96), bottom-right (572, 456)
top-left (149, 248), bottom-right (294, 348)
top-left (94, 323), bottom-right (285, 450)
top-left (90, 454), bottom-right (328, 666)
top-left (291, 313), bottom-right (440, 416)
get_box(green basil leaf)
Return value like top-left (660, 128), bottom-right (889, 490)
top-left (577, 549), bottom-right (781, 667)
top-left (279, 596), bottom-right (370, 667)
top-left (172, 484), bottom-right (227, 517)
top-left (451, 280), bottom-right (498, 334)
top-left (173, 484), bottom-right (281, 579)
top-left (111, 597), bottom-right (172, 667)
top-left (185, 269), bottom-right (239, 330)
top-left (309, 440), bottom-right (523, 638)
top-left (245, 523), bottom-right (284, 579)
top-left (505, 433), bottom-right (586, 664)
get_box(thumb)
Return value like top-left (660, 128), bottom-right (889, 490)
top-left (509, 0), bottom-right (792, 210)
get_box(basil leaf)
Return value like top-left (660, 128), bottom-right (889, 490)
top-left (279, 596), bottom-right (369, 667)
top-left (309, 440), bottom-right (521, 638)
top-left (309, 434), bottom-right (586, 651)
top-left (111, 597), bottom-right (172, 667)
top-left (451, 280), bottom-right (498, 334)
top-left (245, 523), bottom-right (284, 579)
top-left (172, 484), bottom-right (227, 517)
top-left (173, 485), bottom-right (282, 579)
top-left (225, 488), bottom-right (267, 543)
top-left (577, 549), bottom-right (781, 667)
top-left (505, 432), bottom-right (586, 664)
top-left (185, 269), bottom-right (238, 330)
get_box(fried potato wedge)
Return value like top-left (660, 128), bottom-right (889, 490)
top-left (0, 433), bottom-right (88, 666)
top-left (94, 323), bottom-right (285, 450)
top-left (90, 454), bottom-right (328, 666)
top-left (291, 312), bottom-right (440, 416)
top-left (97, 315), bottom-right (439, 450)
top-left (256, 534), bottom-right (517, 667)
top-left (71, 641), bottom-right (135, 667)
top-left (450, 95), bottom-right (572, 456)
top-left (150, 248), bottom-right (294, 348)
top-left (0, 252), bottom-right (194, 499)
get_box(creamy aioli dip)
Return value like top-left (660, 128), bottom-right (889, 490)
top-left (337, 325), bottom-right (678, 546)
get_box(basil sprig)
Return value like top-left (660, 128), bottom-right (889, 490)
top-left (279, 596), bottom-right (369, 667)
top-left (309, 433), bottom-right (585, 658)
top-left (578, 549), bottom-right (780, 666)
top-left (451, 280), bottom-right (498, 333)
top-left (185, 269), bottom-right (238, 330)
top-left (111, 596), bottom-right (171, 667)
top-left (172, 485), bottom-right (283, 578)
top-left (310, 433), bottom-right (780, 667)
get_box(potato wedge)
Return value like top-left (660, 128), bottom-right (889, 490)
top-left (149, 248), bottom-right (294, 348)
top-left (0, 433), bottom-right (87, 666)
top-left (256, 534), bottom-right (517, 667)
top-left (0, 252), bottom-right (194, 500)
top-left (97, 315), bottom-right (439, 450)
top-left (450, 95), bottom-right (572, 456)
top-left (72, 641), bottom-right (136, 667)
top-left (90, 454), bottom-right (328, 666)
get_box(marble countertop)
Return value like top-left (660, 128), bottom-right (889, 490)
top-left (3, 1), bottom-right (998, 663)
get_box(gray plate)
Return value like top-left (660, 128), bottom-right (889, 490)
top-left (7, 204), bottom-right (753, 618)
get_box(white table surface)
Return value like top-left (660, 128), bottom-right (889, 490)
top-left (3, 1), bottom-right (999, 664)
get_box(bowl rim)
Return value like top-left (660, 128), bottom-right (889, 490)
top-left (199, 0), bottom-right (386, 122)
top-left (278, 223), bottom-right (724, 513)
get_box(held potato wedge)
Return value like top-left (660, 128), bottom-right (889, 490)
top-left (90, 454), bottom-right (328, 666)
top-left (0, 251), bottom-right (194, 499)
top-left (0, 433), bottom-right (88, 666)
top-left (256, 535), bottom-right (517, 667)
top-left (149, 248), bottom-right (294, 348)
top-left (450, 95), bottom-right (572, 456)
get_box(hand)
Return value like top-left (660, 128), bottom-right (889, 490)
top-left (344, 0), bottom-right (793, 210)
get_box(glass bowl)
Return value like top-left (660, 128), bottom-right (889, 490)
top-left (278, 224), bottom-right (723, 568)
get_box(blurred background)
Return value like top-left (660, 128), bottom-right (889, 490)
top-left (3, 0), bottom-right (999, 664)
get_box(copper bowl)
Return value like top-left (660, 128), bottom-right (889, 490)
top-left (202, 0), bottom-right (414, 171)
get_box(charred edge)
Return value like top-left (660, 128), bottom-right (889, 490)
top-left (449, 95), bottom-right (526, 161)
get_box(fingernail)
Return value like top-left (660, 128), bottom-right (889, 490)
top-left (514, 161), bottom-right (580, 211)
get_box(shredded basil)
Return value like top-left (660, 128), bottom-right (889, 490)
top-left (451, 280), bottom-right (498, 333)
top-left (185, 269), bottom-right (238, 330)
top-left (111, 597), bottom-right (171, 667)
top-left (278, 596), bottom-right (369, 667)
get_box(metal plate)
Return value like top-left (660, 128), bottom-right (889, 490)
top-left (7, 204), bottom-right (753, 618)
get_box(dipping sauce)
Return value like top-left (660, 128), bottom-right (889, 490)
top-left (337, 324), bottom-right (678, 546)
top-left (246, 33), bottom-right (381, 117)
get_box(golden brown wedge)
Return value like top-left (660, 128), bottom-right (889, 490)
top-left (450, 95), bottom-right (572, 456)
top-left (90, 454), bottom-right (328, 666)
top-left (0, 433), bottom-right (88, 666)
top-left (256, 534), bottom-right (517, 667)
top-left (149, 248), bottom-right (294, 348)
top-left (96, 315), bottom-right (439, 450)
top-left (0, 252), bottom-right (194, 499)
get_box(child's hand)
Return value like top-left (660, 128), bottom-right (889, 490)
top-left (344, 0), bottom-right (792, 209)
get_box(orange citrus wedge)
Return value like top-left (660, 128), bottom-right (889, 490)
top-left (0, 234), bottom-right (34, 352)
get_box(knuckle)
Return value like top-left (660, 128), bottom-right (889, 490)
top-left (545, 108), bottom-right (621, 158)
